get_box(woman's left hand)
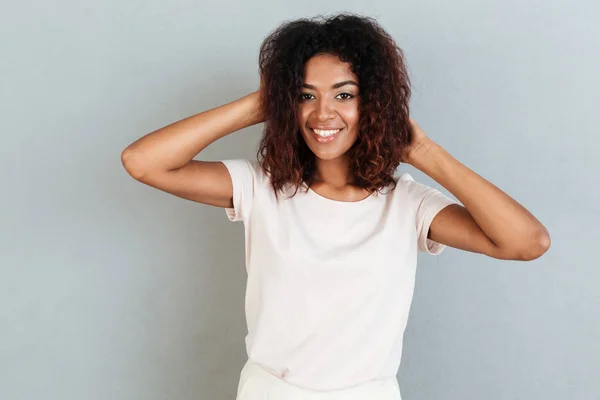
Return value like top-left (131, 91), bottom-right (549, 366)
top-left (402, 117), bottom-right (433, 165)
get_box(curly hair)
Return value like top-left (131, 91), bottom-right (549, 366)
top-left (256, 12), bottom-right (412, 200)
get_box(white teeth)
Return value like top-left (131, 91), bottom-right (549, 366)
top-left (313, 128), bottom-right (341, 137)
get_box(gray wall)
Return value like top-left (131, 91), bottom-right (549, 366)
top-left (1, 1), bottom-right (598, 399)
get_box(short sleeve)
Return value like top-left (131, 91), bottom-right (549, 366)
top-left (220, 159), bottom-right (258, 223)
top-left (400, 173), bottom-right (459, 255)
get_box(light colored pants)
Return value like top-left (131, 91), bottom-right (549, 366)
top-left (236, 359), bottom-right (402, 400)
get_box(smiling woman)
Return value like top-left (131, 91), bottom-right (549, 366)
top-left (121, 11), bottom-right (549, 400)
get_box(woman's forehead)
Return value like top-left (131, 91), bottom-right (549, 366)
top-left (303, 55), bottom-right (357, 87)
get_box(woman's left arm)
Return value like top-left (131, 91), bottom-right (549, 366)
top-left (404, 118), bottom-right (551, 261)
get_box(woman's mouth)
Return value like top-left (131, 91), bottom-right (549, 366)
top-left (310, 127), bottom-right (344, 143)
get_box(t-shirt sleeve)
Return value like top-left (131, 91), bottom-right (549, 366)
top-left (220, 159), bottom-right (258, 223)
top-left (400, 173), bottom-right (460, 255)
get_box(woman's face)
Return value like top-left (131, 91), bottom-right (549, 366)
top-left (297, 53), bottom-right (360, 161)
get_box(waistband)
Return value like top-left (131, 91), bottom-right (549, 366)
top-left (236, 359), bottom-right (401, 400)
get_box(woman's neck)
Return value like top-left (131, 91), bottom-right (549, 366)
top-left (313, 156), bottom-right (355, 188)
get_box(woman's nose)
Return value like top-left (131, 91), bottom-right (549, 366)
top-left (316, 99), bottom-right (335, 120)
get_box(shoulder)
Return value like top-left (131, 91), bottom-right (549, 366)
top-left (392, 172), bottom-right (424, 196)
top-left (220, 158), bottom-right (269, 185)
top-left (391, 171), bottom-right (452, 207)
top-left (396, 172), bottom-right (416, 183)
top-left (394, 171), bottom-right (433, 192)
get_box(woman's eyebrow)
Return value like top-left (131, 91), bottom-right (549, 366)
top-left (301, 80), bottom-right (359, 90)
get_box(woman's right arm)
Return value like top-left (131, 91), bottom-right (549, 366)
top-left (120, 90), bottom-right (264, 208)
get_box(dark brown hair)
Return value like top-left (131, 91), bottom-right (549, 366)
top-left (256, 13), bottom-right (412, 200)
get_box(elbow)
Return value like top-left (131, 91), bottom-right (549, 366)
top-left (516, 230), bottom-right (551, 261)
top-left (121, 149), bottom-right (147, 181)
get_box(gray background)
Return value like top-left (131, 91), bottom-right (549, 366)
top-left (1, 1), bottom-right (598, 399)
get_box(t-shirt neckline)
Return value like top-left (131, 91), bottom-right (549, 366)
top-left (306, 186), bottom-right (377, 205)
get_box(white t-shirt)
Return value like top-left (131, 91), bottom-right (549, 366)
top-left (221, 158), bottom-right (459, 391)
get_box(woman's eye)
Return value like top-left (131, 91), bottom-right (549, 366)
top-left (299, 93), bottom-right (314, 101)
top-left (336, 93), bottom-right (354, 100)
top-left (299, 93), bottom-right (354, 101)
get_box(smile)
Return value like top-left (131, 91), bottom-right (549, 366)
top-left (310, 127), bottom-right (344, 143)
